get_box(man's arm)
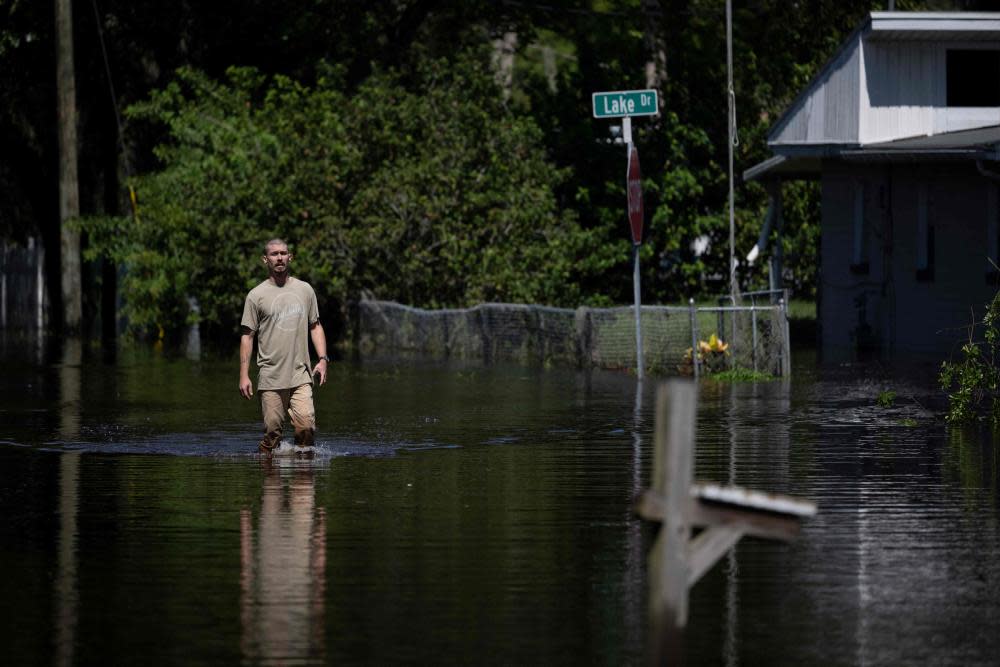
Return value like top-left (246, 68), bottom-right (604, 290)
top-left (309, 321), bottom-right (328, 386)
top-left (239, 326), bottom-right (255, 399)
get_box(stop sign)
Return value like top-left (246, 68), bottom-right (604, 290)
top-left (627, 144), bottom-right (643, 244)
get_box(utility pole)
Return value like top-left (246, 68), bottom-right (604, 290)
top-left (56, 0), bottom-right (82, 332)
top-left (726, 0), bottom-right (737, 301)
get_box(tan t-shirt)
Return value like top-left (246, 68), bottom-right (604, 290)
top-left (241, 276), bottom-right (319, 390)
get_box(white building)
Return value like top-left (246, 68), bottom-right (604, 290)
top-left (746, 12), bottom-right (1000, 359)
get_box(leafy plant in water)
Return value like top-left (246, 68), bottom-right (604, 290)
top-left (875, 390), bottom-right (896, 408)
top-left (939, 291), bottom-right (1000, 424)
top-left (678, 333), bottom-right (729, 375)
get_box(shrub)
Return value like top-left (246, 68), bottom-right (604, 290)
top-left (939, 291), bottom-right (1000, 424)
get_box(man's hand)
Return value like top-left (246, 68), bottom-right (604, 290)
top-left (311, 359), bottom-right (328, 386)
top-left (239, 375), bottom-right (254, 399)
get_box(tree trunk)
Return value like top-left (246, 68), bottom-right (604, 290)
top-left (642, 0), bottom-right (666, 104)
top-left (56, 0), bottom-right (81, 332)
top-left (493, 31), bottom-right (518, 101)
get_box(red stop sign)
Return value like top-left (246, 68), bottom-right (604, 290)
top-left (627, 144), bottom-right (643, 244)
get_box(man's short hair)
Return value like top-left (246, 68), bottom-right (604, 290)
top-left (263, 238), bottom-right (288, 254)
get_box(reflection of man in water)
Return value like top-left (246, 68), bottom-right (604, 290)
top-left (239, 238), bottom-right (329, 455)
top-left (240, 463), bottom-right (327, 661)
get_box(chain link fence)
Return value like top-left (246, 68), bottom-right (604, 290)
top-left (355, 297), bottom-right (790, 377)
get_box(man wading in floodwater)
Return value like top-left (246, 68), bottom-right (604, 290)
top-left (239, 238), bottom-right (329, 456)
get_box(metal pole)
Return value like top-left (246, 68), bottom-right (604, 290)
top-left (625, 115), bottom-right (641, 379)
top-left (751, 307), bottom-right (758, 373)
top-left (780, 298), bottom-right (791, 377)
top-left (634, 244), bottom-right (644, 380)
top-left (726, 0), bottom-right (737, 301)
top-left (689, 298), bottom-right (700, 379)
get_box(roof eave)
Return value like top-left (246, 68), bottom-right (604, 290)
top-left (840, 148), bottom-right (999, 162)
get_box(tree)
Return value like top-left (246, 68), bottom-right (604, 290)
top-left (80, 54), bottom-right (605, 338)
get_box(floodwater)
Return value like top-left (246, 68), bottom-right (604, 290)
top-left (1, 336), bottom-right (998, 665)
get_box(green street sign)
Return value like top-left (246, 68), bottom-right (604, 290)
top-left (592, 89), bottom-right (658, 118)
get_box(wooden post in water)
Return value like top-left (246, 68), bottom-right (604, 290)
top-left (646, 380), bottom-right (695, 663)
top-left (636, 380), bottom-right (817, 665)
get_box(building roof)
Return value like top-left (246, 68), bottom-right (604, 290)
top-left (744, 124), bottom-right (1000, 181)
top-left (861, 124), bottom-right (1000, 150)
top-left (766, 11), bottom-right (1000, 149)
top-left (868, 11), bottom-right (1000, 40)
top-left (750, 11), bottom-right (1000, 181)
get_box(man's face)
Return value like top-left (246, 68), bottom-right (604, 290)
top-left (263, 243), bottom-right (291, 274)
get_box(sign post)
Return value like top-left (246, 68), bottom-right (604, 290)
top-left (592, 89), bottom-right (658, 379)
top-left (627, 143), bottom-right (644, 379)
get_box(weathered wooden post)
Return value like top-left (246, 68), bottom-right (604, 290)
top-left (636, 380), bottom-right (816, 665)
top-left (646, 380), bottom-right (696, 662)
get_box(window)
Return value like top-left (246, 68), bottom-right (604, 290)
top-left (947, 50), bottom-right (1000, 107)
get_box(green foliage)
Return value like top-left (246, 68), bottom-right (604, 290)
top-left (5, 0), bottom-right (976, 337)
top-left (80, 54), bottom-right (602, 337)
top-left (876, 390), bottom-right (897, 408)
top-left (939, 291), bottom-right (1000, 424)
top-left (708, 367), bottom-right (775, 383)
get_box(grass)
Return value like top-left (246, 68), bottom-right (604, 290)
top-left (786, 299), bottom-right (815, 320)
top-left (708, 366), bottom-right (776, 382)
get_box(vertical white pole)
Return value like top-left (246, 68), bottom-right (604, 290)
top-left (689, 298), bottom-right (700, 379)
top-left (634, 243), bottom-right (644, 379)
top-left (726, 0), bottom-right (737, 300)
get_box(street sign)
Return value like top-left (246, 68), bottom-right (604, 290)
top-left (592, 89), bottom-right (658, 118)
top-left (627, 143), bottom-right (643, 244)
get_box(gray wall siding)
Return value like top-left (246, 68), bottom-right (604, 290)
top-left (820, 164), bottom-right (887, 356)
top-left (860, 40), bottom-right (938, 143)
top-left (820, 162), bottom-right (998, 359)
top-left (772, 37), bottom-right (861, 145)
top-left (895, 167), bottom-right (995, 355)
top-left (772, 36), bottom-right (1000, 148)
top-left (861, 40), bottom-right (1000, 141)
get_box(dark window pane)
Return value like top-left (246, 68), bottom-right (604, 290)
top-left (947, 50), bottom-right (1000, 107)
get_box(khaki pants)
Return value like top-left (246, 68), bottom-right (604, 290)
top-left (259, 383), bottom-right (316, 449)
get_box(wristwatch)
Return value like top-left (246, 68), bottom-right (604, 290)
top-left (320, 354), bottom-right (331, 362)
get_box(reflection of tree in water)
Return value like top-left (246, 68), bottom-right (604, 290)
top-left (944, 429), bottom-right (999, 510)
top-left (240, 462), bottom-right (327, 663)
